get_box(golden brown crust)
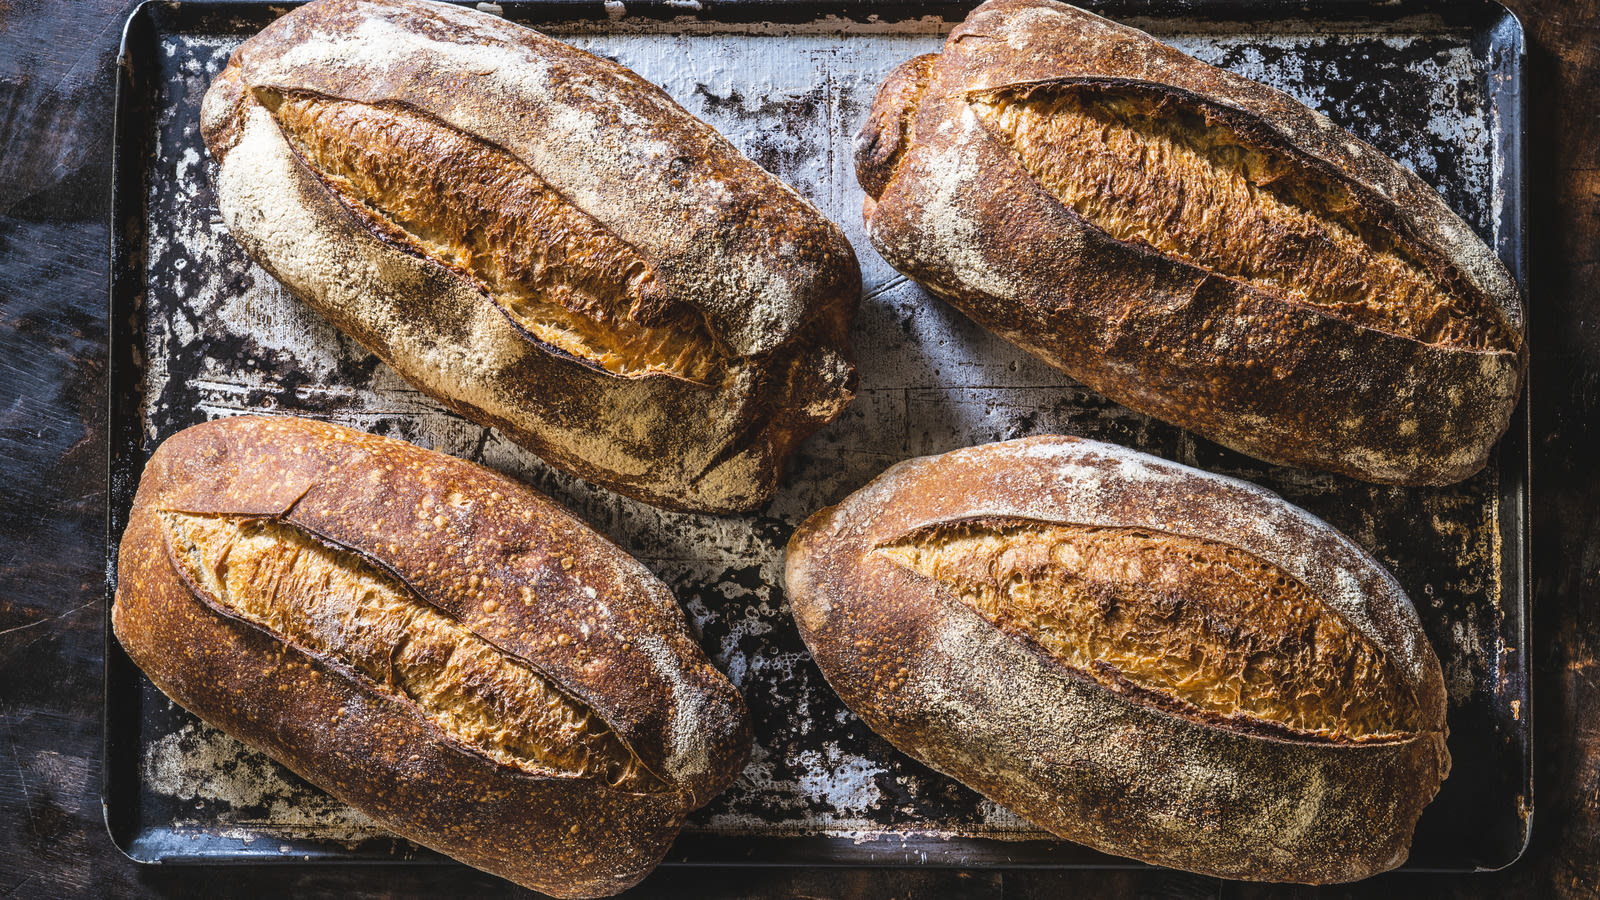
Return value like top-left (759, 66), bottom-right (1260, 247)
top-left (877, 518), bottom-right (1422, 743)
top-left (268, 92), bottom-right (723, 383)
top-left (159, 511), bottom-right (667, 791)
top-left (201, 0), bottom-right (860, 513)
top-left (785, 436), bottom-right (1450, 884)
top-left (113, 416), bottom-right (752, 897)
top-left (857, 0), bottom-right (1525, 486)
top-left (968, 82), bottom-right (1509, 352)
top-left (856, 53), bottom-right (938, 200)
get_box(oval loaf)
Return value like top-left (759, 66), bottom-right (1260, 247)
top-left (857, 0), bottom-right (1524, 485)
top-left (113, 416), bottom-right (751, 898)
top-left (202, 0), bottom-right (860, 514)
top-left (785, 435), bottom-right (1450, 883)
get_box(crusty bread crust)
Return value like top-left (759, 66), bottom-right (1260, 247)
top-left (857, 0), bottom-right (1524, 486)
top-left (113, 416), bottom-right (751, 897)
top-left (785, 435), bottom-right (1450, 883)
top-left (202, 0), bottom-right (860, 513)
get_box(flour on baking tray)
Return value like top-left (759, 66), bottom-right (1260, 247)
top-left (137, 21), bottom-right (1507, 846)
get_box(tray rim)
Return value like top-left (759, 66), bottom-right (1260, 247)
top-left (102, 0), bottom-right (1534, 875)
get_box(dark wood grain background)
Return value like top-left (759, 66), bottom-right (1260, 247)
top-left (2, 1), bottom-right (1595, 897)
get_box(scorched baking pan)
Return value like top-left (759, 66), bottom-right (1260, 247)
top-left (105, 0), bottom-right (1531, 874)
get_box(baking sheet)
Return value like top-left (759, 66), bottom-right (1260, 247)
top-left (106, 0), bottom-right (1531, 872)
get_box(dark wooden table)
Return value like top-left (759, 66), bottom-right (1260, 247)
top-left (3, 1), bottom-right (1597, 897)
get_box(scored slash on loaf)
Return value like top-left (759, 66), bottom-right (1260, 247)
top-left (201, 0), bottom-right (861, 514)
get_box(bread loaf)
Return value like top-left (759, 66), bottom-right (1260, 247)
top-left (113, 416), bottom-right (751, 898)
top-left (857, 0), bottom-right (1523, 485)
top-left (785, 435), bottom-right (1450, 883)
top-left (201, 0), bottom-right (860, 514)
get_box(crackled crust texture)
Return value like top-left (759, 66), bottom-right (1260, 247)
top-left (202, 0), bottom-right (860, 513)
top-left (268, 93), bottom-right (723, 383)
top-left (856, 0), bottom-right (1525, 486)
top-left (968, 84), bottom-right (1510, 351)
top-left (785, 436), bottom-right (1450, 884)
top-left (113, 417), bottom-right (752, 897)
top-left (162, 512), bottom-right (665, 791)
top-left (878, 519), bottom-right (1423, 742)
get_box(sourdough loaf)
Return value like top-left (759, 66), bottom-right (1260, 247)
top-left (857, 0), bottom-right (1524, 485)
top-left (202, 0), bottom-right (860, 514)
top-left (113, 416), bottom-right (751, 898)
top-left (785, 435), bottom-right (1450, 883)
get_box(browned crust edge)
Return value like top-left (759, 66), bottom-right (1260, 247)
top-left (856, 53), bottom-right (939, 201)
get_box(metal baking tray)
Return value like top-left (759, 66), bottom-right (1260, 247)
top-left (105, 0), bottom-right (1531, 874)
